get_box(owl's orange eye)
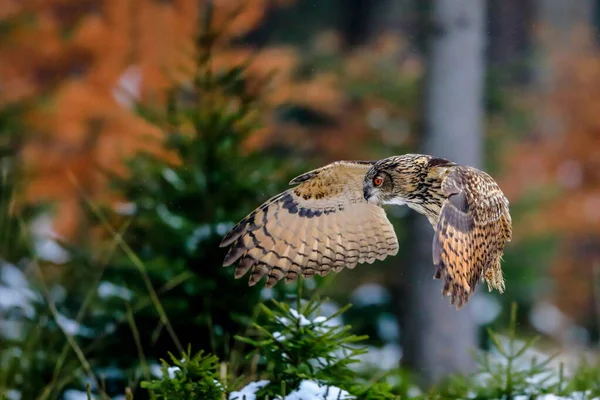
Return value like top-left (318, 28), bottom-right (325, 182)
top-left (373, 176), bottom-right (383, 187)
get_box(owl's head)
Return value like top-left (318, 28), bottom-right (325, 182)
top-left (363, 154), bottom-right (454, 206)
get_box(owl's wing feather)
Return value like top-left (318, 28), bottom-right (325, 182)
top-left (220, 161), bottom-right (399, 287)
top-left (432, 166), bottom-right (512, 308)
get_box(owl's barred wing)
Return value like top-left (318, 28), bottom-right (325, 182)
top-left (220, 161), bottom-right (399, 287)
top-left (432, 167), bottom-right (512, 308)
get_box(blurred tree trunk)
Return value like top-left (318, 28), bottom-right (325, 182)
top-left (398, 0), bottom-right (485, 386)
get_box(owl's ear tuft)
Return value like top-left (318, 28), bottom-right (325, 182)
top-left (427, 157), bottom-right (454, 168)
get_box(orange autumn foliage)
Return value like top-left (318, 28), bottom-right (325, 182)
top-left (499, 28), bottom-right (600, 325)
top-left (248, 30), bottom-right (422, 162)
top-left (2, 0), bottom-right (423, 242)
top-left (0, 0), bottom-right (301, 240)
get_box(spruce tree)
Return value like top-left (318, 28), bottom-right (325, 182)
top-left (84, 2), bottom-right (301, 393)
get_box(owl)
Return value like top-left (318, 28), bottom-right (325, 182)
top-left (220, 154), bottom-right (512, 308)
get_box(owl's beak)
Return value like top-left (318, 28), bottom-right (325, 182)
top-left (363, 186), bottom-right (371, 201)
top-left (364, 187), bottom-right (380, 204)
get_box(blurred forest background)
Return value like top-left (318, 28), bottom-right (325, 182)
top-left (2, 0), bottom-right (600, 398)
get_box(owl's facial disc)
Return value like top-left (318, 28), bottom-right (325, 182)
top-left (363, 173), bottom-right (387, 205)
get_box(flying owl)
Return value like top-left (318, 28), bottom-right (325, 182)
top-left (220, 154), bottom-right (512, 308)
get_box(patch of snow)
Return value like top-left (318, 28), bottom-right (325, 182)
top-left (213, 379), bottom-right (224, 389)
top-left (272, 308), bottom-right (345, 344)
top-left (277, 308), bottom-right (311, 327)
top-left (407, 386), bottom-right (422, 398)
top-left (0, 262), bottom-right (28, 288)
top-left (56, 313), bottom-right (95, 338)
top-left (185, 224), bottom-right (210, 253)
top-left (283, 380), bottom-right (355, 400)
top-left (563, 324), bottom-right (590, 345)
top-left (98, 281), bottom-right (133, 301)
top-left (530, 301), bottom-right (567, 336)
top-left (229, 380), bottom-right (270, 400)
top-left (50, 285), bottom-right (67, 303)
top-left (31, 214), bottom-right (60, 237)
top-left (260, 288), bottom-right (274, 300)
top-left (376, 313), bottom-right (400, 342)
top-left (350, 283), bottom-right (390, 307)
top-left (0, 320), bottom-right (26, 340)
top-left (62, 390), bottom-right (89, 400)
top-left (530, 301), bottom-right (591, 345)
top-left (216, 222), bottom-right (234, 236)
top-left (34, 238), bottom-right (71, 264)
top-left (113, 202), bottom-right (137, 216)
top-left (318, 301), bottom-right (339, 317)
top-left (161, 168), bottom-right (185, 191)
top-left (112, 65), bottom-right (142, 109)
top-left (157, 203), bottom-right (184, 229)
top-left (167, 366), bottom-right (181, 379)
top-left (150, 363), bottom-right (162, 377)
top-left (352, 343), bottom-right (402, 372)
top-left (308, 301), bottom-right (343, 329)
top-left (30, 215), bottom-right (70, 263)
top-left (474, 334), bottom-right (586, 394)
top-left (313, 315), bottom-right (343, 330)
top-left (0, 286), bottom-right (37, 318)
top-left (470, 294), bottom-right (501, 325)
top-left (3, 389), bottom-right (20, 400)
top-left (515, 393), bottom-right (599, 400)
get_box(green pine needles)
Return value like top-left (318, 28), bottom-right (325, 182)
top-left (437, 303), bottom-right (600, 399)
top-left (141, 347), bottom-right (226, 399)
top-left (138, 300), bottom-right (600, 400)
top-left (235, 297), bottom-right (374, 399)
top-left (141, 293), bottom-right (403, 399)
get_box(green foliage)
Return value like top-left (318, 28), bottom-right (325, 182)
top-left (234, 294), bottom-right (404, 399)
top-left (140, 294), bottom-right (409, 399)
top-left (74, 3), bottom-right (301, 392)
top-left (237, 298), bottom-right (365, 394)
top-left (141, 346), bottom-right (225, 400)
top-left (0, 73), bottom-right (57, 399)
top-left (564, 359), bottom-right (600, 397)
top-left (441, 304), bottom-right (556, 398)
top-left (436, 303), bottom-right (600, 399)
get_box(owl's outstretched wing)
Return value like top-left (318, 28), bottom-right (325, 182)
top-left (220, 161), bottom-right (399, 287)
top-left (432, 166), bottom-right (512, 308)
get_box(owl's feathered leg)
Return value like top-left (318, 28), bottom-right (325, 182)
top-left (484, 256), bottom-right (505, 293)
